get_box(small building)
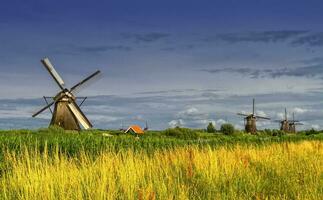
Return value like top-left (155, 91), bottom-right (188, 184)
top-left (125, 125), bottom-right (144, 135)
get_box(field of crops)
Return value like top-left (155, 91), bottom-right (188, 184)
top-left (0, 127), bottom-right (322, 199)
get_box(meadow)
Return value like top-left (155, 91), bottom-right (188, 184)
top-left (0, 127), bottom-right (322, 199)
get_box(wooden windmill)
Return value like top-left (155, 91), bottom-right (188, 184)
top-left (288, 112), bottom-right (303, 133)
top-left (274, 108), bottom-right (290, 132)
top-left (32, 57), bottom-right (101, 131)
top-left (237, 98), bottom-right (270, 134)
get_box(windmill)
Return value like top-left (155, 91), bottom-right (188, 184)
top-left (144, 121), bottom-right (149, 131)
top-left (288, 112), bottom-right (303, 133)
top-left (32, 57), bottom-right (101, 131)
top-left (237, 98), bottom-right (270, 134)
top-left (274, 108), bottom-right (290, 132)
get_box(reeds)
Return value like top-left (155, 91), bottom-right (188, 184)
top-left (0, 141), bottom-right (322, 199)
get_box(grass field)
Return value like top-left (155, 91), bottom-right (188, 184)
top-left (0, 127), bottom-right (322, 199)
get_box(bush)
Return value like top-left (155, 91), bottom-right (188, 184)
top-left (272, 129), bottom-right (284, 136)
top-left (305, 128), bottom-right (319, 135)
top-left (206, 122), bottom-right (215, 133)
top-left (220, 123), bottom-right (234, 135)
top-left (164, 127), bottom-right (199, 139)
top-left (263, 129), bottom-right (273, 136)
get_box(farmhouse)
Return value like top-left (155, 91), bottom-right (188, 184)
top-left (125, 125), bottom-right (144, 135)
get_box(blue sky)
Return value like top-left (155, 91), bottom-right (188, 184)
top-left (1, 0), bottom-right (323, 130)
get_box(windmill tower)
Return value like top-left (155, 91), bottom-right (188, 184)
top-left (237, 98), bottom-right (270, 134)
top-left (288, 112), bottom-right (303, 133)
top-left (274, 108), bottom-right (290, 132)
top-left (32, 58), bottom-right (101, 131)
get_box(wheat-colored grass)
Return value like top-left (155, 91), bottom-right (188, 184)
top-left (0, 141), bottom-right (322, 199)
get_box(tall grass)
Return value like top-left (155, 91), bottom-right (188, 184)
top-left (0, 141), bottom-right (322, 199)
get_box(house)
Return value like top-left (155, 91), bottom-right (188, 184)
top-left (125, 125), bottom-right (144, 135)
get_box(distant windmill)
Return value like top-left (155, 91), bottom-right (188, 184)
top-left (144, 121), bottom-right (149, 131)
top-left (119, 121), bottom-right (125, 131)
top-left (237, 98), bottom-right (270, 134)
top-left (288, 112), bottom-right (303, 133)
top-left (32, 57), bottom-right (101, 131)
top-left (274, 108), bottom-right (290, 132)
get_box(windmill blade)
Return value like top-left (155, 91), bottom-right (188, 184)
top-left (32, 101), bottom-right (55, 117)
top-left (252, 98), bottom-right (255, 115)
top-left (70, 70), bottom-right (101, 92)
top-left (256, 116), bottom-right (270, 120)
top-left (78, 97), bottom-right (87, 107)
top-left (41, 58), bottom-right (65, 90)
top-left (67, 101), bottom-right (92, 129)
top-left (237, 113), bottom-right (249, 117)
top-left (32, 95), bottom-right (65, 117)
top-left (43, 96), bottom-right (53, 114)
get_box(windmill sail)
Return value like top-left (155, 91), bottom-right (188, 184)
top-left (41, 58), bottom-right (65, 89)
top-left (67, 101), bottom-right (92, 129)
top-left (70, 70), bottom-right (101, 92)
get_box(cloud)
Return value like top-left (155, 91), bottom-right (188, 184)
top-left (276, 113), bottom-right (284, 120)
top-left (196, 119), bottom-right (215, 126)
top-left (176, 107), bottom-right (208, 120)
top-left (77, 45), bottom-right (132, 53)
top-left (206, 30), bottom-right (308, 44)
top-left (122, 32), bottom-right (170, 43)
top-left (291, 32), bottom-right (323, 47)
top-left (132, 115), bottom-right (144, 121)
top-left (168, 119), bottom-right (184, 128)
top-left (311, 124), bottom-right (320, 130)
top-left (2, 91), bottom-right (323, 130)
top-left (256, 110), bottom-right (268, 117)
top-left (257, 120), bottom-right (271, 127)
top-left (216, 119), bottom-right (226, 125)
top-left (201, 64), bottom-right (323, 79)
top-left (201, 68), bottom-right (261, 79)
top-left (293, 107), bottom-right (308, 114)
top-left (53, 44), bottom-right (132, 55)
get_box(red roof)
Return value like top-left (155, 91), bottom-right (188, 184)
top-left (125, 125), bottom-right (144, 135)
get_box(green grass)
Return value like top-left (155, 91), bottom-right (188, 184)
top-left (0, 127), bottom-right (322, 157)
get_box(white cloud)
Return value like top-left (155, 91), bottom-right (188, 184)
top-left (311, 124), bottom-right (320, 130)
top-left (234, 124), bottom-right (243, 130)
top-left (293, 107), bottom-right (308, 114)
top-left (257, 120), bottom-right (271, 127)
top-left (256, 110), bottom-right (267, 117)
top-left (216, 119), bottom-right (226, 125)
top-left (176, 107), bottom-right (208, 120)
top-left (168, 119), bottom-right (185, 128)
top-left (276, 112), bottom-right (284, 120)
top-left (196, 119), bottom-right (215, 125)
top-left (133, 115), bottom-right (144, 121)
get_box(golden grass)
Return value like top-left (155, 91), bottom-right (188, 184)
top-left (0, 141), bottom-right (322, 200)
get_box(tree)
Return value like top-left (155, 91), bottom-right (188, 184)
top-left (220, 123), bottom-right (234, 135)
top-left (206, 122), bottom-right (215, 133)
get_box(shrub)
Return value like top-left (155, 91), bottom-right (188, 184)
top-left (263, 129), bottom-right (273, 136)
top-left (305, 128), bottom-right (319, 135)
top-left (206, 122), bottom-right (215, 133)
top-left (272, 129), bottom-right (284, 136)
top-left (220, 123), bottom-right (234, 135)
top-left (164, 127), bottom-right (199, 139)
